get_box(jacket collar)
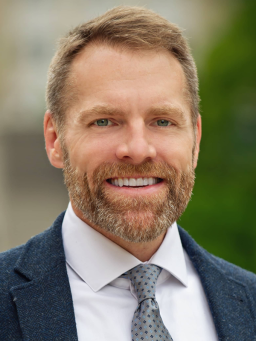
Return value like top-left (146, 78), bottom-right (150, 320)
top-left (11, 212), bottom-right (78, 341)
top-left (179, 226), bottom-right (256, 340)
top-left (14, 212), bottom-right (66, 280)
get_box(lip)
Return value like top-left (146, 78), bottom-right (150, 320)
top-left (104, 179), bottom-right (165, 196)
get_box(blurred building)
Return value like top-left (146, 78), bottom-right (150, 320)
top-left (0, 0), bottom-right (243, 252)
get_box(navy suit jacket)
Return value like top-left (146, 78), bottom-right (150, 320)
top-left (1, 212), bottom-right (256, 340)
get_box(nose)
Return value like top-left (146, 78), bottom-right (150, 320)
top-left (115, 123), bottom-right (156, 164)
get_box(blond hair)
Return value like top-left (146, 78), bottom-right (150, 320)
top-left (46, 6), bottom-right (200, 132)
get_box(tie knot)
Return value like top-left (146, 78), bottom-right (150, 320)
top-left (121, 264), bottom-right (162, 303)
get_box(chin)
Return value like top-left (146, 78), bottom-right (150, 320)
top-left (105, 210), bottom-right (171, 243)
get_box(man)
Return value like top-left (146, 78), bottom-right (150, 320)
top-left (0, 6), bottom-right (256, 341)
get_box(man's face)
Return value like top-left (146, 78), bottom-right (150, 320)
top-left (59, 44), bottom-right (201, 242)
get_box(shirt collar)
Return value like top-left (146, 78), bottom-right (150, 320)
top-left (150, 219), bottom-right (187, 286)
top-left (62, 202), bottom-right (187, 292)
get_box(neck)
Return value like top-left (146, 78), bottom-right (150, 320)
top-left (72, 205), bottom-right (166, 262)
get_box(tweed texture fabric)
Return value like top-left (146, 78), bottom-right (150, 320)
top-left (121, 264), bottom-right (173, 341)
top-left (1, 211), bottom-right (256, 340)
top-left (0, 212), bottom-right (78, 341)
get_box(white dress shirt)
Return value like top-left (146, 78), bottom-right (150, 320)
top-left (62, 203), bottom-right (218, 341)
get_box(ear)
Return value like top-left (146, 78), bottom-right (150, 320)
top-left (193, 114), bottom-right (202, 169)
top-left (44, 111), bottom-right (64, 169)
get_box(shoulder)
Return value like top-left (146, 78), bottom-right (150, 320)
top-left (0, 244), bottom-right (27, 291)
top-left (208, 251), bottom-right (256, 288)
top-left (0, 212), bottom-right (66, 338)
top-left (0, 211), bottom-right (66, 292)
top-left (178, 225), bottom-right (256, 289)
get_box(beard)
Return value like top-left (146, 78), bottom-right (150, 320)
top-left (62, 149), bottom-right (195, 243)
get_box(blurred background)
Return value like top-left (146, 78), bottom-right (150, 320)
top-left (0, 0), bottom-right (255, 272)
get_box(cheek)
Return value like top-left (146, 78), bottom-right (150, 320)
top-left (157, 137), bottom-right (194, 170)
top-left (69, 138), bottom-right (116, 175)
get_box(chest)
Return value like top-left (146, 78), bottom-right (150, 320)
top-left (68, 266), bottom-right (218, 341)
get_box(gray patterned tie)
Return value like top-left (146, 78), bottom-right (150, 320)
top-left (121, 264), bottom-right (173, 341)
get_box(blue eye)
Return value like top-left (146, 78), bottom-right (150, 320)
top-left (157, 119), bottom-right (170, 126)
top-left (95, 119), bottom-right (111, 126)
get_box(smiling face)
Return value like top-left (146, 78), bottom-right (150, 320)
top-left (45, 44), bottom-right (201, 243)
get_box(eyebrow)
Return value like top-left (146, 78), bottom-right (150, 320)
top-left (76, 104), bottom-right (187, 124)
top-left (76, 105), bottom-right (124, 124)
top-left (148, 105), bottom-right (187, 123)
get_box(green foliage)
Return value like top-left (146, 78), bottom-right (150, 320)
top-left (179, 0), bottom-right (256, 272)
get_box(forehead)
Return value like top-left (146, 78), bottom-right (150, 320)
top-left (71, 42), bottom-right (186, 83)
top-left (67, 43), bottom-right (190, 121)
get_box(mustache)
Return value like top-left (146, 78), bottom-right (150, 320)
top-left (90, 161), bottom-right (179, 184)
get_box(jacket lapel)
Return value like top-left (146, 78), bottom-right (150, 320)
top-left (179, 226), bottom-right (256, 341)
top-left (10, 212), bottom-right (78, 340)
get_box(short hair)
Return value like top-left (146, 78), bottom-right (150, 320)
top-left (46, 6), bottom-right (200, 133)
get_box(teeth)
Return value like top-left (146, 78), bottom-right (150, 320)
top-left (111, 177), bottom-right (160, 187)
top-left (137, 178), bottom-right (143, 186)
top-left (123, 178), bottom-right (129, 186)
top-left (129, 178), bottom-right (136, 186)
top-left (118, 178), bottom-right (124, 187)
